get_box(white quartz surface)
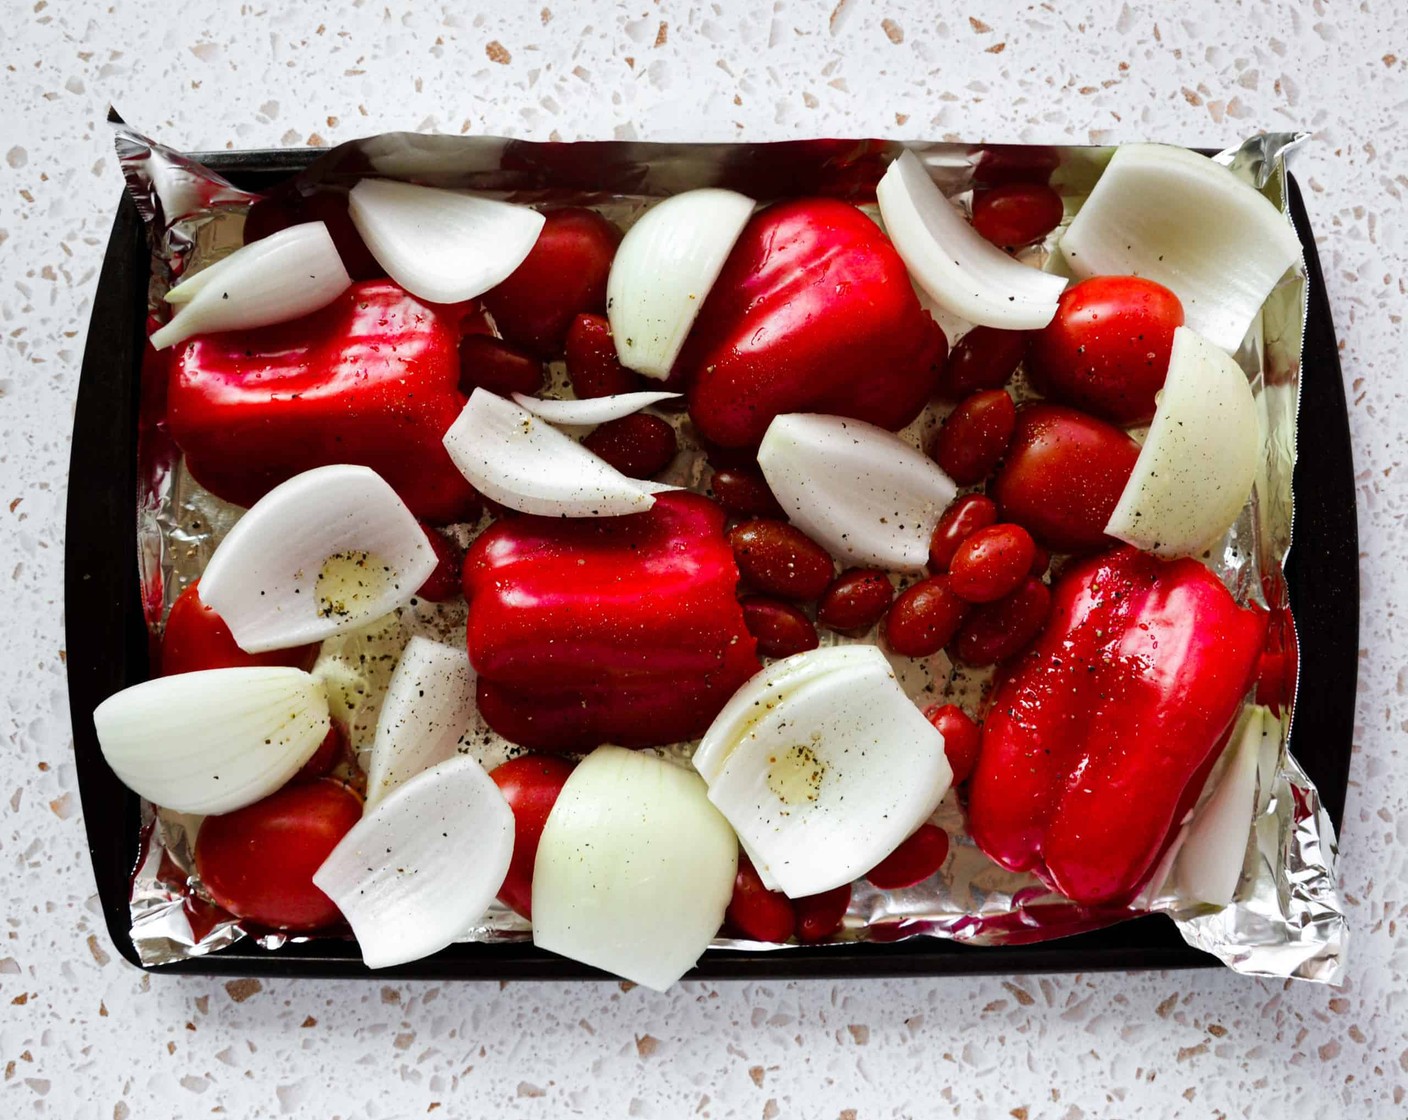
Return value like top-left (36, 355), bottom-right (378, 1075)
top-left (3, 1), bottom-right (1406, 1116)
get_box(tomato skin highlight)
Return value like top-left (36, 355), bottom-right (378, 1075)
top-left (489, 755), bottom-right (577, 920)
top-left (923, 704), bottom-right (981, 785)
top-left (884, 575), bottom-right (970, 658)
top-left (948, 523), bottom-right (1038, 604)
top-left (194, 779), bottom-right (363, 931)
top-left (481, 207), bottom-right (622, 359)
top-left (724, 857), bottom-right (796, 942)
top-left (865, 824), bottom-right (951, 890)
top-left (728, 519), bottom-right (835, 602)
top-left (938, 326), bottom-right (1029, 401)
top-left (816, 569), bottom-right (894, 634)
top-left (582, 413), bottom-right (678, 479)
top-left (953, 576), bottom-right (1053, 667)
top-left (1026, 276), bottom-right (1185, 427)
top-left (710, 466), bottom-right (785, 519)
top-left (931, 389), bottom-right (1017, 486)
top-left (741, 596), bottom-right (820, 659)
top-left (971, 183), bottom-right (1064, 248)
top-left (928, 495), bottom-right (999, 572)
top-left (160, 581), bottom-right (318, 676)
top-left (992, 403), bottom-right (1141, 553)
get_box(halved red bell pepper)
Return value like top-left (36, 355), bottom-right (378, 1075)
top-left (463, 492), bottom-right (760, 751)
top-left (681, 198), bottom-right (947, 447)
top-left (166, 279), bottom-right (479, 524)
top-left (966, 546), bottom-right (1267, 907)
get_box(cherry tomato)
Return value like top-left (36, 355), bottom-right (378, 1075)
top-left (415, 523), bottom-right (466, 602)
top-left (710, 466), bottom-right (785, 519)
top-left (794, 883), bottom-right (852, 943)
top-left (740, 596), bottom-right (820, 658)
top-left (724, 857), bottom-right (795, 942)
top-left (244, 188), bottom-right (382, 281)
top-left (953, 577), bottom-right (1052, 666)
top-left (194, 778), bottom-right (362, 931)
top-left (931, 389), bottom-right (1017, 486)
top-left (161, 582), bottom-right (318, 676)
top-left (971, 183), bottom-right (1065, 248)
top-left (458, 335), bottom-right (545, 398)
top-left (923, 704), bottom-right (981, 785)
top-left (1026, 276), bottom-right (1184, 426)
top-left (973, 145), bottom-right (1060, 187)
top-left (928, 494), bottom-right (999, 572)
top-left (865, 824), bottom-right (951, 890)
top-left (728, 520), bottom-right (835, 601)
top-left (295, 722), bottom-right (346, 781)
top-left (884, 575), bottom-right (970, 658)
top-left (948, 523), bottom-right (1037, 604)
top-left (564, 313), bottom-right (643, 399)
top-left (489, 755), bottom-right (577, 919)
top-left (816, 569), bottom-right (894, 633)
top-left (992, 403), bottom-right (1141, 553)
top-left (581, 413), bottom-right (678, 479)
top-left (481, 208), bottom-right (622, 359)
top-left (937, 326), bottom-right (1030, 401)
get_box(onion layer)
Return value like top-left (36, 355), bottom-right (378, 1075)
top-left (509, 391), bottom-right (680, 426)
top-left (532, 746), bottom-right (738, 990)
top-left (93, 667), bottom-right (330, 815)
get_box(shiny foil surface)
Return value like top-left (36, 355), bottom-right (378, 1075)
top-left (114, 124), bottom-right (1346, 983)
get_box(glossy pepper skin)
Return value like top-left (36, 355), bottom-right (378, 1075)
top-left (463, 492), bottom-right (761, 751)
top-left (966, 546), bottom-right (1267, 907)
top-left (681, 198), bottom-right (947, 448)
top-left (167, 279), bottom-right (479, 524)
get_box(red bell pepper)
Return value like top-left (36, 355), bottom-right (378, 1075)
top-left (166, 279), bottom-right (479, 524)
top-left (681, 198), bottom-right (947, 448)
top-left (463, 492), bottom-right (760, 751)
top-left (966, 546), bottom-right (1267, 907)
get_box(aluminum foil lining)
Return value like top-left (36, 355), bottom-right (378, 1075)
top-left (113, 123), bottom-right (1346, 983)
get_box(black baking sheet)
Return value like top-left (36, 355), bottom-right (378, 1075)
top-left (64, 149), bottom-right (1357, 980)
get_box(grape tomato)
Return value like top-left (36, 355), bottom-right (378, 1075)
top-left (728, 519), bottom-right (835, 601)
top-left (948, 524), bottom-right (1038, 604)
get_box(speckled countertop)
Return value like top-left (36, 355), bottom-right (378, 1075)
top-left (3, 2), bottom-right (1405, 1116)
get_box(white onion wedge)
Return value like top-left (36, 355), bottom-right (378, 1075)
top-left (93, 667), bottom-right (329, 815)
top-left (365, 637), bottom-right (481, 808)
top-left (1058, 143), bottom-right (1302, 352)
top-left (151, 222), bottom-right (351, 349)
top-left (758, 413), bottom-right (957, 572)
top-left (606, 188), bottom-right (754, 379)
top-left (199, 465), bottom-right (437, 654)
top-left (348, 178), bottom-right (545, 304)
top-left (1177, 706), bottom-right (1271, 907)
top-left (509, 391), bottom-right (681, 426)
top-left (532, 747), bottom-right (737, 990)
top-left (697, 645), bottom-right (951, 898)
top-left (876, 150), bottom-right (1067, 330)
top-left (313, 754), bottom-right (513, 969)
top-left (443, 389), bottom-right (674, 517)
top-left (1105, 327), bottom-right (1260, 557)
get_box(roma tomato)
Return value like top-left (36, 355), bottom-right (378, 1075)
top-left (728, 519), bottom-right (835, 601)
top-left (710, 465), bottom-right (785, 519)
top-left (458, 334), bottom-right (545, 398)
top-left (415, 523), bottom-right (466, 603)
top-left (724, 857), bottom-right (795, 942)
top-left (741, 596), bottom-right (820, 658)
top-left (794, 883), bottom-right (852, 943)
top-left (971, 183), bottom-right (1064, 248)
top-left (581, 413), bottom-right (678, 478)
top-left (1026, 276), bottom-right (1184, 426)
top-left (953, 576), bottom-right (1052, 667)
top-left (481, 208), bottom-right (622, 359)
top-left (992, 404), bottom-right (1140, 553)
top-left (564, 313), bottom-right (643, 398)
top-left (194, 778), bottom-right (363, 931)
top-left (923, 703), bottom-right (980, 785)
top-left (816, 569), bottom-right (893, 634)
top-left (489, 755), bottom-right (577, 919)
top-left (884, 575), bottom-right (970, 658)
top-left (928, 494), bottom-right (999, 572)
top-left (865, 824), bottom-right (950, 890)
top-left (938, 326), bottom-right (1030, 401)
top-left (161, 582), bottom-right (318, 676)
top-left (931, 389), bottom-right (1016, 486)
top-left (948, 523), bottom-right (1037, 604)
